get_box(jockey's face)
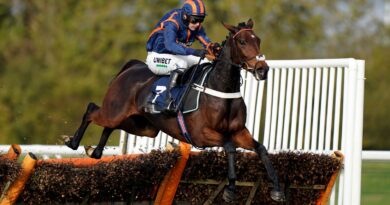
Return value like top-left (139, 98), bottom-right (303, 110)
top-left (188, 15), bottom-right (204, 31)
top-left (189, 22), bottom-right (200, 31)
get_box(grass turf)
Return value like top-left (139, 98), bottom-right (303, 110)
top-left (362, 161), bottom-right (390, 205)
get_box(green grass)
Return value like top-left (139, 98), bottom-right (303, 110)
top-left (361, 161), bottom-right (390, 205)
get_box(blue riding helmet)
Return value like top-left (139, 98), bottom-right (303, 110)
top-left (182, 0), bottom-right (206, 17)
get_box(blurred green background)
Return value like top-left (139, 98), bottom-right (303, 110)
top-left (1, 1), bottom-right (389, 204)
top-left (1, 0), bottom-right (389, 149)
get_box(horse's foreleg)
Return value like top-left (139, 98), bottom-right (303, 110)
top-left (254, 141), bottom-right (285, 202)
top-left (65, 102), bottom-right (99, 150)
top-left (85, 127), bottom-right (113, 159)
top-left (222, 140), bottom-right (237, 202)
top-left (231, 128), bottom-right (285, 202)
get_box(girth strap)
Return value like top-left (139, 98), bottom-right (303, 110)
top-left (177, 110), bottom-right (194, 145)
top-left (177, 110), bottom-right (205, 149)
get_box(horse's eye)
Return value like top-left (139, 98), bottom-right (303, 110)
top-left (239, 39), bottom-right (246, 45)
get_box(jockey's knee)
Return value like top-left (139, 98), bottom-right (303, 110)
top-left (146, 52), bottom-right (189, 75)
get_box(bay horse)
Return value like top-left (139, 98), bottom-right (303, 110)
top-left (64, 19), bottom-right (285, 202)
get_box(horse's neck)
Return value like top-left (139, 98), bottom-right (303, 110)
top-left (207, 39), bottom-right (241, 93)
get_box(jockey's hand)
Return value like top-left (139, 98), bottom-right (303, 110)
top-left (193, 49), bottom-right (207, 58)
top-left (208, 42), bottom-right (222, 57)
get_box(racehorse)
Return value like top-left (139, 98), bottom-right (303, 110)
top-left (64, 19), bottom-right (285, 202)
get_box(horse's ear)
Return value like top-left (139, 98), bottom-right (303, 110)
top-left (222, 21), bottom-right (238, 34)
top-left (247, 19), bottom-right (254, 28)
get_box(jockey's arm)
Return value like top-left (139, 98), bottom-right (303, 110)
top-left (163, 22), bottom-right (198, 56)
top-left (196, 26), bottom-right (211, 49)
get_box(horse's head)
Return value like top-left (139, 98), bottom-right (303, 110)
top-left (222, 19), bottom-right (269, 80)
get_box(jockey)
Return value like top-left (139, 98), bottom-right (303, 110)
top-left (146, 0), bottom-right (221, 113)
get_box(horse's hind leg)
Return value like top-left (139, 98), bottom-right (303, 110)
top-left (222, 140), bottom-right (237, 202)
top-left (85, 127), bottom-right (113, 159)
top-left (64, 102), bottom-right (99, 150)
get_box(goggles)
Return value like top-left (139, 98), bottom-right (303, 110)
top-left (189, 16), bottom-right (204, 24)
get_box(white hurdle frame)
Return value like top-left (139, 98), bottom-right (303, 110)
top-left (262, 59), bottom-right (365, 205)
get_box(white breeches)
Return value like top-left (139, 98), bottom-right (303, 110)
top-left (146, 52), bottom-right (210, 75)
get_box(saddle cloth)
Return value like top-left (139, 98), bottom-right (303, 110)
top-left (146, 63), bottom-right (213, 114)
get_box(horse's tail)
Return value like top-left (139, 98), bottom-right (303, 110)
top-left (114, 59), bottom-right (146, 79)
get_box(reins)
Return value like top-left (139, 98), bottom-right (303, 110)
top-left (175, 27), bottom-right (264, 104)
top-left (212, 37), bottom-right (243, 68)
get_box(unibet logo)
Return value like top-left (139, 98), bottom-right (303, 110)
top-left (153, 57), bottom-right (172, 64)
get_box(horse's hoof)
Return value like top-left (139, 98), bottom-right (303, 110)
top-left (270, 190), bottom-right (285, 202)
top-left (62, 135), bottom-right (71, 143)
top-left (62, 135), bottom-right (78, 150)
top-left (166, 142), bottom-right (179, 151)
top-left (92, 150), bottom-right (102, 159)
top-left (84, 146), bottom-right (102, 159)
top-left (84, 145), bottom-right (95, 157)
top-left (223, 187), bottom-right (236, 203)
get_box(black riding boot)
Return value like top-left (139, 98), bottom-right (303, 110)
top-left (159, 71), bottom-right (180, 113)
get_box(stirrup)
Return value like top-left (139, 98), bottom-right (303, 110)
top-left (161, 102), bottom-right (177, 115)
top-left (153, 100), bottom-right (174, 111)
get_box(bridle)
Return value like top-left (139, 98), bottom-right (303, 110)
top-left (215, 28), bottom-right (266, 70)
top-left (232, 28), bottom-right (266, 69)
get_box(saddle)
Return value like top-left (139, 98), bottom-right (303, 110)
top-left (145, 63), bottom-right (213, 114)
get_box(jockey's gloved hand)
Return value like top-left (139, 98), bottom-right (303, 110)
top-left (193, 49), bottom-right (207, 58)
top-left (208, 42), bottom-right (222, 57)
